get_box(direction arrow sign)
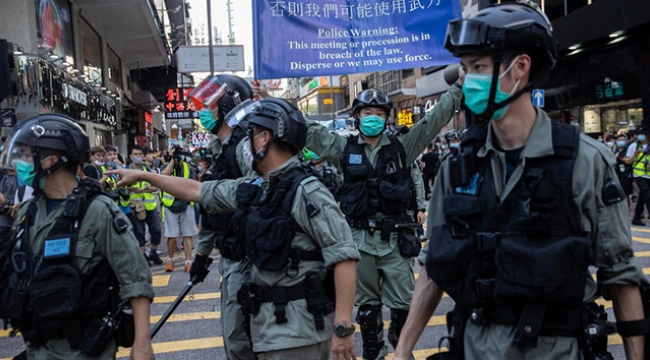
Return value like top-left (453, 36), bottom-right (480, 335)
top-left (532, 89), bottom-right (545, 108)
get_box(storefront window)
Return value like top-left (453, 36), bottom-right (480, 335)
top-left (82, 19), bottom-right (102, 84)
top-left (108, 47), bottom-right (121, 88)
top-left (94, 128), bottom-right (113, 146)
top-left (582, 99), bottom-right (642, 135)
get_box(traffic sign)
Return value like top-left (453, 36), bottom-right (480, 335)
top-left (532, 89), bottom-right (544, 108)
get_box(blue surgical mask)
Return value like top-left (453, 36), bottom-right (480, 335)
top-left (106, 160), bottom-right (115, 167)
top-left (462, 56), bottom-right (521, 121)
top-left (617, 140), bottom-right (627, 147)
top-left (450, 143), bottom-right (461, 149)
top-left (132, 157), bottom-right (144, 165)
top-left (639, 135), bottom-right (646, 142)
top-left (199, 109), bottom-right (217, 131)
top-left (16, 160), bottom-right (35, 187)
top-left (360, 115), bottom-right (386, 137)
top-left (197, 166), bottom-right (203, 172)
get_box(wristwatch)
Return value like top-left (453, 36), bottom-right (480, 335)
top-left (334, 323), bottom-right (355, 338)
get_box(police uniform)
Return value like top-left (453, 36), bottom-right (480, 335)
top-left (420, 110), bottom-right (646, 360)
top-left (194, 127), bottom-right (256, 360)
top-left (200, 156), bottom-right (360, 358)
top-left (11, 187), bottom-right (153, 360)
top-left (305, 85), bottom-right (462, 359)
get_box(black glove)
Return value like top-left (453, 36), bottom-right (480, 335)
top-left (190, 254), bottom-right (213, 285)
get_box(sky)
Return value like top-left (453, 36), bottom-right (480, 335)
top-left (186, 0), bottom-right (254, 79)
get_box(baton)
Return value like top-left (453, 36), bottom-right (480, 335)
top-left (394, 222), bottom-right (422, 229)
top-left (150, 257), bottom-right (214, 338)
top-left (150, 280), bottom-right (194, 338)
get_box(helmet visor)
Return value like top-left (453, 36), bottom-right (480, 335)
top-left (188, 75), bottom-right (228, 111)
top-left (359, 90), bottom-right (390, 106)
top-left (0, 132), bottom-right (35, 169)
top-left (445, 130), bottom-right (462, 141)
top-left (224, 99), bottom-right (256, 128)
top-left (445, 19), bottom-right (490, 48)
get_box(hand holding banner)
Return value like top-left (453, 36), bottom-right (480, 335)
top-left (253, 0), bottom-right (462, 79)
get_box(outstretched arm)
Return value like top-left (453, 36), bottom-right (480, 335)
top-left (106, 169), bottom-right (201, 203)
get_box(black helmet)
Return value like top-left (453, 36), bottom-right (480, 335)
top-left (11, 114), bottom-right (90, 163)
top-left (444, 1), bottom-right (557, 70)
top-left (246, 98), bottom-right (307, 150)
top-left (352, 89), bottom-right (393, 117)
top-left (444, 129), bottom-right (462, 142)
top-left (215, 74), bottom-right (254, 122)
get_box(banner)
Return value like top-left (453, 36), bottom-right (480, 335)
top-left (164, 88), bottom-right (199, 119)
top-left (253, 0), bottom-right (461, 79)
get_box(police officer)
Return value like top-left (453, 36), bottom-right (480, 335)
top-left (0, 114), bottom-right (154, 359)
top-left (196, 74), bottom-right (257, 360)
top-left (301, 81), bottom-right (463, 359)
top-left (394, 2), bottom-right (647, 359)
top-left (303, 148), bottom-right (343, 195)
top-left (109, 98), bottom-right (360, 360)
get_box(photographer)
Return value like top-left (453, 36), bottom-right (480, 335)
top-left (0, 165), bottom-right (26, 240)
top-left (160, 145), bottom-right (198, 272)
top-left (626, 128), bottom-right (650, 226)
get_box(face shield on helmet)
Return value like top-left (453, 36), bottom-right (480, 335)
top-left (188, 75), bottom-right (240, 112)
top-left (223, 99), bottom-right (256, 128)
top-left (0, 132), bottom-right (35, 170)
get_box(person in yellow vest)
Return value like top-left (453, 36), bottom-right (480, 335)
top-left (625, 127), bottom-right (650, 226)
top-left (160, 146), bottom-right (198, 272)
top-left (127, 145), bottom-right (164, 265)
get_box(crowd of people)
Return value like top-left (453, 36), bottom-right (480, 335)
top-left (0, 2), bottom-right (648, 360)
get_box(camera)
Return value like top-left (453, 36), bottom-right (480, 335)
top-left (0, 199), bottom-right (13, 216)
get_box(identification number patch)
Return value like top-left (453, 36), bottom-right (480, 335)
top-left (43, 238), bottom-right (71, 258)
top-left (349, 154), bottom-right (363, 164)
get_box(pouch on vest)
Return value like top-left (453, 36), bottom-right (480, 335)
top-left (426, 225), bottom-right (476, 301)
top-left (398, 230), bottom-right (421, 258)
top-left (443, 194), bottom-right (484, 217)
top-left (29, 264), bottom-right (82, 326)
top-left (494, 235), bottom-right (592, 304)
top-left (379, 177), bottom-right (412, 215)
top-left (114, 304), bottom-right (135, 348)
top-left (337, 165), bottom-right (371, 218)
top-left (131, 201), bottom-right (147, 220)
top-left (246, 215), bottom-right (295, 271)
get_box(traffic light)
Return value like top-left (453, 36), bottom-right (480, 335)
top-left (0, 39), bottom-right (17, 101)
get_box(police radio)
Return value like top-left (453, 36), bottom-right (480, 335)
top-left (449, 147), bottom-right (474, 188)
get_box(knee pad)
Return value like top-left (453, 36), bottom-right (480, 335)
top-left (356, 305), bottom-right (384, 360)
top-left (388, 308), bottom-right (410, 349)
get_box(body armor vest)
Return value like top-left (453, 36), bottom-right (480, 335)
top-left (232, 165), bottom-right (324, 271)
top-left (426, 121), bottom-right (591, 343)
top-left (0, 179), bottom-right (124, 351)
top-left (201, 123), bottom-right (248, 260)
top-left (337, 135), bottom-right (414, 219)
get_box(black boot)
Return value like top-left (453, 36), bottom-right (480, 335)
top-left (388, 308), bottom-right (409, 349)
top-left (356, 305), bottom-right (384, 360)
top-left (148, 250), bottom-right (163, 265)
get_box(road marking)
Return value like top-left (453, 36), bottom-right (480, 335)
top-left (152, 275), bottom-right (171, 287)
top-left (116, 336), bottom-right (225, 357)
top-left (154, 291), bottom-right (221, 304)
top-left (633, 236), bottom-right (650, 244)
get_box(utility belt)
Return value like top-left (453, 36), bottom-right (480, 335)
top-left (427, 302), bottom-right (615, 360)
top-left (237, 271), bottom-right (334, 331)
top-left (346, 217), bottom-right (421, 256)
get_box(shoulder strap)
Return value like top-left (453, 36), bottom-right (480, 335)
top-left (387, 134), bottom-right (409, 171)
top-left (549, 121), bottom-right (579, 159)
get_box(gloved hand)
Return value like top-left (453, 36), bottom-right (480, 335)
top-left (190, 253), bottom-right (213, 285)
top-left (199, 109), bottom-right (217, 132)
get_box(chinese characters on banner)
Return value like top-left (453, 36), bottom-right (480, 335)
top-left (190, 132), bottom-right (211, 148)
top-left (164, 88), bottom-right (199, 119)
top-left (253, 0), bottom-right (461, 79)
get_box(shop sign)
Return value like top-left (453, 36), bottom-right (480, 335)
top-left (164, 88), bottom-right (199, 119)
top-left (595, 82), bottom-right (624, 100)
top-left (62, 83), bottom-right (87, 106)
top-left (398, 110), bottom-right (413, 126)
top-left (144, 111), bottom-right (153, 136)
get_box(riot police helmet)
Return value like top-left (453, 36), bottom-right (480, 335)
top-left (214, 74), bottom-right (254, 122)
top-left (444, 129), bottom-right (463, 142)
top-left (1, 114), bottom-right (90, 188)
top-left (352, 89), bottom-right (393, 118)
top-left (444, 0), bottom-right (557, 71)
top-left (245, 98), bottom-right (307, 150)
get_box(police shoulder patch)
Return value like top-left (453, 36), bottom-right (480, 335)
top-left (349, 154), bottom-right (363, 164)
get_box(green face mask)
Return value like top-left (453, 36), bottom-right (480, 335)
top-left (199, 109), bottom-right (217, 131)
top-left (462, 56), bottom-right (521, 121)
top-left (360, 115), bottom-right (386, 137)
top-left (16, 160), bottom-right (36, 187)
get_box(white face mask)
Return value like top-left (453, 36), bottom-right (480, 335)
top-left (94, 160), bottom-right (105, 166)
